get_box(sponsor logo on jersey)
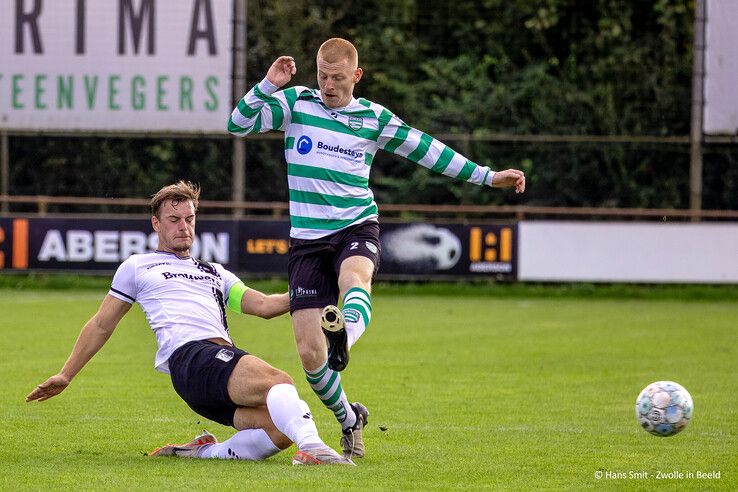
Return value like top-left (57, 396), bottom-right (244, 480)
top-left (161, 271), bottom-right (217, 282)
top-left (297, 135), bottom-right (313, 155)
top-left (316, 141), bottom-right (363, 160)
top-left (146, 262), bottom-right (171, 270)
top-left (294, 134), bottom-right (363, 161)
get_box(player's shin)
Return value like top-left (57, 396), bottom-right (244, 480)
top-left (198, 429), bottom-right (280, 460)
top-left (341, 287), bottom-right (372, 348)
top-left (305, 361), bottom-right (357, 430)
top-left (265, 383), bottom-right (324, 450)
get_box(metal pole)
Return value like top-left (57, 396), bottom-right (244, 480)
top-left (1, 132), bottom-right (8, 213)
top-left (689, 0), bottom-right (706, 219)
top-left (231, 0), bottom-right (247, 218)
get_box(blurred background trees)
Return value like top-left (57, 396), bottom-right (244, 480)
top-left (8, 0), bottom-right (737, 211)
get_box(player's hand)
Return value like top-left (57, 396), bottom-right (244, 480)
top-left (266, 56), bottom-right (297, 88)
top-left (26, 374), bottom-right (71, 402)
top-left (492, 169), bottom-right (526, 193)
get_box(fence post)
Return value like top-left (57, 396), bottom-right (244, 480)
top-left (1, 132), bottom-right (8, 213)
top-left (689, 0), bottom-right (706, 221)
top-left (231, 0), bottom-right (247, 218)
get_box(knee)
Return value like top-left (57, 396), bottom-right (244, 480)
top-left (340, 270), bottom-right (371, 289)
top-left (262, 367), bottom-right (294, 392)
top-left (338, 258), bottom-right (374, 291)
top-left (271, 369), bottom-right (294, 386)
top-left (296, 342), bottom-right (326, 370)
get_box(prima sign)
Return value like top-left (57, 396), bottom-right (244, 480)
top-left (0, 0), bottom-right (232, 133)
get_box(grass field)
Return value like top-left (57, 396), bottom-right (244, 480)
top-left (1, 282), bottom-right (736, 490)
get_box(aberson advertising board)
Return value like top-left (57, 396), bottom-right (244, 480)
top-left (0, 0), bottom-right (232, 133)
top-left (0, 217), bottom-right (237, 270)
top-left (0, 217), bottom-right (519, 280)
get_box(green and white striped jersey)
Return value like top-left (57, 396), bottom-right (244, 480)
top-left (228, 78), bottom-right (496, 239)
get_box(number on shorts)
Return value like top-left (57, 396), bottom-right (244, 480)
top-left (350, 242), bottom-right (359, 250)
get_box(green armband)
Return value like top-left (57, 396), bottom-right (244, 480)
top-left (227, 281), bottom-right (249, 313)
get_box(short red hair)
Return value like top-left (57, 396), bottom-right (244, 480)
top-left (317, 38), bottom-right (358, 68)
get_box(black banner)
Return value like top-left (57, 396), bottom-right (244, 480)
top-left (379, 222), bottom-right (517, 279)
top-left (0, 217), bottom-right (516, 279)
top-left (237, 219), bottom-right (291, 274)
top-left (0, 217), bottom-right (238, 271)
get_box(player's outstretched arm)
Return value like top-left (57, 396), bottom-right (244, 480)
top-left (241, 289), bottom-right (290, 320)
top-left (25, 295), bottom-right (131, 402)
top-left (377, 114), bottom-right (526, 193)
top-left (265, 56), bottom-right (296, 88)
top-left (492, 169), bottom-right (526, 193)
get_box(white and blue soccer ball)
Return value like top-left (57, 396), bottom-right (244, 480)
top-left (635, 381), bottom-right (693, 437)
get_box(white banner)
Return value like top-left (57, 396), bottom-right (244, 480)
top-left (704, 0), bottom-right (738, 135)
top-left (518, 221), bottom-right (738, 284)
top-left (0, 0), bottom-right (232, 133)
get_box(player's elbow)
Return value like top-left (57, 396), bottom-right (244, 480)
top-left (89, 314), bottom-right (116, 338)
top-left (227, 120), bottom-right (247, 136)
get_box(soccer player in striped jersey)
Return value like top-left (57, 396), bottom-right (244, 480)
top-left (26, 181), bottom-right (352, 466)
top-left (228, 38), bottom-right (526, 459)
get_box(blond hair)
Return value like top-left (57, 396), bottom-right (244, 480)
top-left (317, 38), bottom-right (358, 67)
top-left (150, 180), bottom-right (200, 217)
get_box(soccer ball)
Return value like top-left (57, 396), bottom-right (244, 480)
top-left (635, 381), bottom-right (693, 436)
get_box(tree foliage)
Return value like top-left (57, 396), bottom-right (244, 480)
top-left (7, 0), bottom-right (737, 211)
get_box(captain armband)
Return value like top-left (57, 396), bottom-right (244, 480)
top-left (227, 281), bottom-right (250, 313)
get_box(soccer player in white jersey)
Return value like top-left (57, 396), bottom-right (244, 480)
top-left (26, 181), bottom-right (353, 466)
top-left (228, 38), bottom-right (526, 458)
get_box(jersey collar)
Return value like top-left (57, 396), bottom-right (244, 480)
top-left (154, 250), bottom-right (192, 260)
top-left (316, 91), bottom-right (358, 112)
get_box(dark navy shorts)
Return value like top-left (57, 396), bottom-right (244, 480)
top-left (288, 221), bottom-right (381, 313)
top-left (168, 340), bottom-right (249, 427)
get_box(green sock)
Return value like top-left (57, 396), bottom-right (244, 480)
top-left (342, 287), bottom-right (372, 348)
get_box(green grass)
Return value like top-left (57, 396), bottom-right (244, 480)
top-left (1, 287), bottom-right (736, 490)
top-left (2, 272), bottom-right (738, 301)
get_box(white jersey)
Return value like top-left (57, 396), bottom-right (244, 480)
top-left (108, 251), bottom-right (241, 374)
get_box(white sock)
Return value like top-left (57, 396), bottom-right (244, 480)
top-left (198, 428), bottom-right (280, 460)
top-left (342, 287), bottom-right (372, 349)
top-left (266, 383), bottom-right (324, 450)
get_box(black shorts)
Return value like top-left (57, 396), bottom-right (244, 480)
top-left (168, 340), bottom-right (249, 427)
top-left (288, 220), bottom-right (381, 312)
